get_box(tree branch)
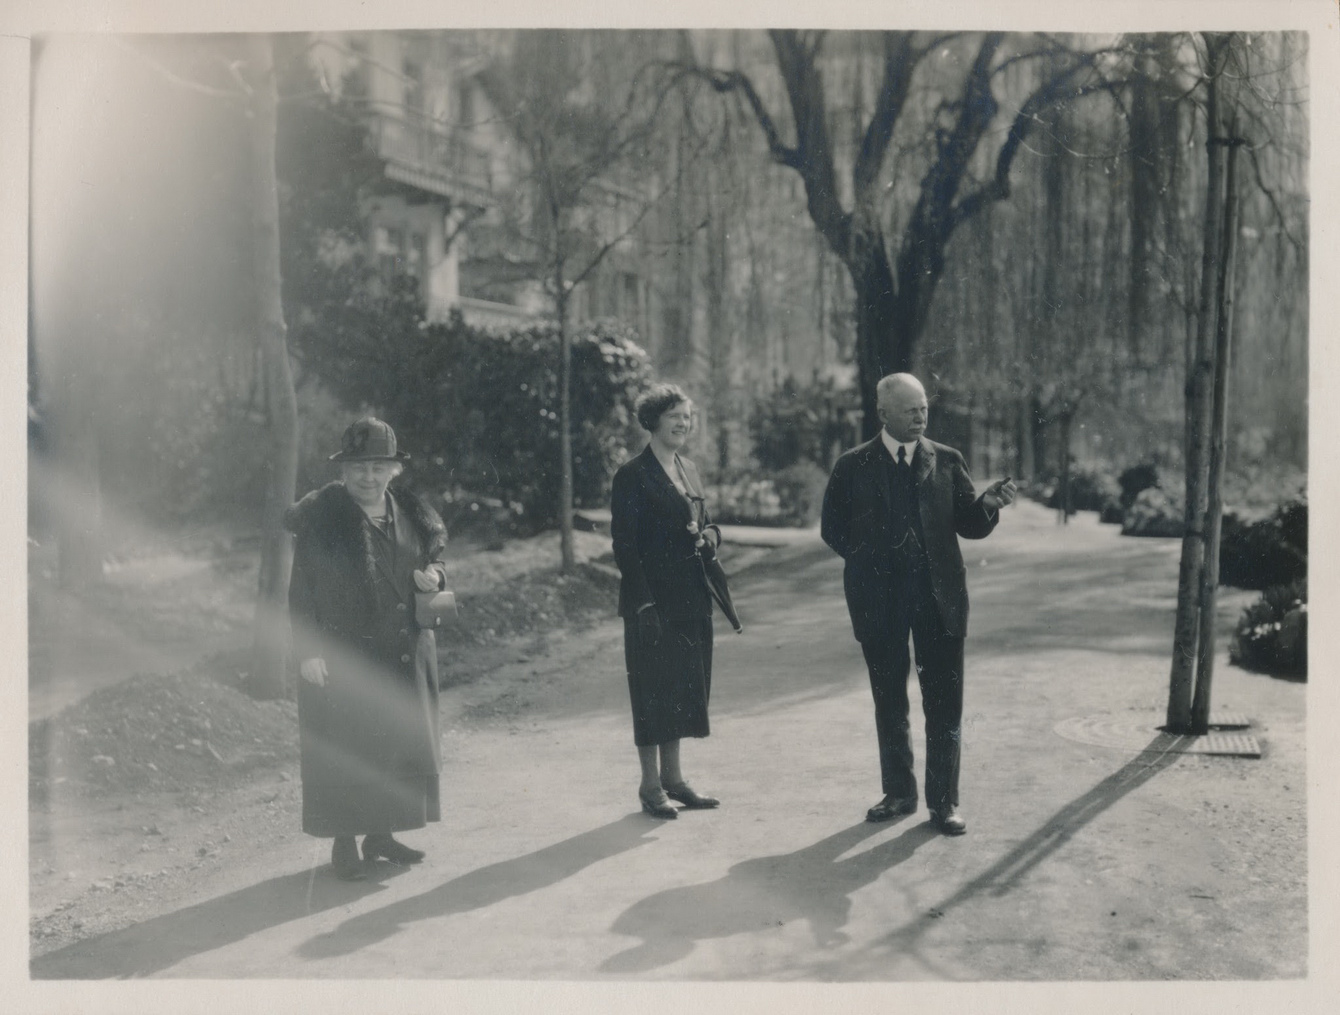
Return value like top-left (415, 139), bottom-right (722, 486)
top-left (768, 29), bottom-right (852, 255)
top-left (852, 32), bottom-right (921, 205)
top-left (689, 64), bottom-right (803, 170)
top-left (908, 32), bottom-right (1003, 237)
top-left (566, 185), bottom-right (666, 292)
top-left (951, 62), bottom-right (1124, 228)
top-left (1245, 143), bottom-right (1305, 252)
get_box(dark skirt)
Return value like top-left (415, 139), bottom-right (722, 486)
top-left (624, 614), bottom-right (713, 747)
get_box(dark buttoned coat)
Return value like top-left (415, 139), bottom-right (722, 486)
top-left (286, 482), bottom-right (448, 837)
top-left (821, 435), bottom-right (998, 644)
top-left (611, 446), bottom-right (728, 623)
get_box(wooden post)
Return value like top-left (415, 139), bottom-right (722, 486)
top-left (1166, 33), bottom-right (1230, 733)
top-left (558, 287), bottom-right (575, 573)
top-left (1191, 132), bottom-right (1243, 733)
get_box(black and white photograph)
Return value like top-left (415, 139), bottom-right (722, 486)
top-left (6, 0), bottom-right (1337, 1011)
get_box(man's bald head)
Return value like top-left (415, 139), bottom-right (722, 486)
top-left (876, 373), bottom-right (929, 443)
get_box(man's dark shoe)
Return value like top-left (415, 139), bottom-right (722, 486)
top-left (866, 794), bottom-right (918, 823)
top-left (363, 833), bottom-right (426, 865)
top-left (929, 805), bottom-right (967, 835)
top-left (331, 836), bottom-right (367, 880)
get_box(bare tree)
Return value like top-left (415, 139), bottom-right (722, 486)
top-left (1190, 124), bottom-right (1244, 731)
top-left (245, 34), bottom-right (300, 700)
top-left (687, 30), bottom-right (1126, 435)
top-left (480, 31), bottom-right (686, 570)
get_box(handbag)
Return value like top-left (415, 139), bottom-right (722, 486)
top-left (415, 589), bottom-right (458, 629)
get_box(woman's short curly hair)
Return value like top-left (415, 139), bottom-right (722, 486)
top-left (635, 383), bottom-right (690, 432)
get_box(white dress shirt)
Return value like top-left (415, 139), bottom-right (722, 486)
top-left (879, 428), bottom-right (919, 466)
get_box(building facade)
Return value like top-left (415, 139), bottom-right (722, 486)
top-left (306, 29), bottom-right (859, 475)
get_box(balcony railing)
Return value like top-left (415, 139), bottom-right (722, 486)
top-left (455, 296), bottom-right (545, 331)
top-left (371, 114), bottom-right (494, 201)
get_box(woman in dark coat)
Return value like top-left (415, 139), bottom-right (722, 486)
top-left (286, 417), bottom-right (450, 879)
top-left (611, 384), bottom-right (738, 819)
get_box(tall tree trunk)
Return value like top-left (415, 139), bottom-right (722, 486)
top-left (247, 34), bottom-right (299, 701)
top-left (1191, 129), bottom-right (1243, 733)
top-left (1126, 44), bottom-right (1161, 366)
top-left (704, 184), bottom-right (732, 474)
top-left (1057, 410), bottom-right (1073, 525)
top-left (1016, 395), bottom-right (1034, 482)
top-left (849, 222), bottom-right (952, 439)
top-left (1167, 33), bottom-right (1230, 733)
top-left (557, 284), bottom-right (575, 573)
top-left (850, 237), bottom-right (903, 439)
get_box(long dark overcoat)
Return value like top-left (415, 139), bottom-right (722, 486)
top-left (821, 435), bottom-right (997, 644)
top-left (286, 481), bottom-right (448, 838)
top-left (611, 446), bottom-right (734, 745)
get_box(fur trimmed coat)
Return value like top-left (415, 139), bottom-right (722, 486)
top-left (286, 481), bottom-right (449, 838)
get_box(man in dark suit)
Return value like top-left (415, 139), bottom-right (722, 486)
top-left (821, 373), bottom-right (1016, 835)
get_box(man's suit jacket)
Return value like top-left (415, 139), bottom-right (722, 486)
top-left (611, 446), bottom-right (718, 622)
top-left (821, 435), bottom-right (998, 643)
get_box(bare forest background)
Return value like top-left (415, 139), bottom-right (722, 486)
top-left (28, 29), bottom-right (1308, 699)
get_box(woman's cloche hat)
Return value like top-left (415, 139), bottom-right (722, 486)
top-left (329, 416), bottom-right (410, 462)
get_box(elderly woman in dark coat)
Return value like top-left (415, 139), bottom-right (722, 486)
top-left (611, 384), bottom-right (738, 819)
top-left (286, 417), bottom-right (450, 880)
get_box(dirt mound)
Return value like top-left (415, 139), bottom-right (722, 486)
top-left (438, 559), bottom-right (620, 649)
top-left (30, 669), bottom-right (299, 803)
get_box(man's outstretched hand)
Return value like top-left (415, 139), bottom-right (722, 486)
top-left (982, 476), bottom-right (1018, 512)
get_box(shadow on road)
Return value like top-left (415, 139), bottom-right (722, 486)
top-left (599, 818), bottom-right (939, 974)
top-left (296, 814), bottom-right (658, 961)
top-left (30, 862), bottom-right (409, 979)
top-left (804, 733), bottom-right (1189, 979)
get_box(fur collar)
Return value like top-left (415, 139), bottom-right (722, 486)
top-left (285, 481), bottom-right (448, 575)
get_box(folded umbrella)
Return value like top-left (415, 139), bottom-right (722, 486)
top-left (699, 549), bottom-right (742, 633)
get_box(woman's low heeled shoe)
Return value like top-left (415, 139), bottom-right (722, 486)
top-left (363, 833), bottom-right (426, 864)
top-left (662, 782), bottom-right (719, 809)
top-left (639, 789), bottom-right (678, 819)
top-left (331, 837), bottom-right (367, 880)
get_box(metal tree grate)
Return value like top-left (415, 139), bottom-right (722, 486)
top-left (1053, 713), bottom-right (1261, 758)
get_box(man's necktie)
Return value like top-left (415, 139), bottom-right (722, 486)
top-left (896, 446), bottom-right (909, 471)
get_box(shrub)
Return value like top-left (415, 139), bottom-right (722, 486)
top-left (293, 306), bottom-right (652, 534)
top-left (1122, 487), bottom-right (1185, 537)
top-left (771, 461), bottom-right (830, 527)
top-left (1219, 495), bottom-right (1308, 590)
top-left (707, 475), bottom-right (785, 527)
top-left (1230, 579), bottom-right (1307, 678)
top-left (748, 376), bottom-right (858, 472)
top-left (1118, 462), bottom-right (1163, 508)
top-left (1020, 479), bottom-right (1056, 507)
top-left (707, 461), bottom-right (830, 528)
top-left (1044, 467), bottom-right (1121, 515)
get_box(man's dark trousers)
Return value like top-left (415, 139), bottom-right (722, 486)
top-left (860, 574), bottom-right (963, 812)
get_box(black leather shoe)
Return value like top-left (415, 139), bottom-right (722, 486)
top-left (866, 795), bottom-right (918, 823)
top-left (929, 806), bottom-right (967, 835)
top-left (331, 836), bottom-right (367, 880)
top-left (363, 833), bottom-right (426, 865)
top-left (639, 788), bottom-right (678, 819)
top-left (662, 782), bottom-right (719, 809)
